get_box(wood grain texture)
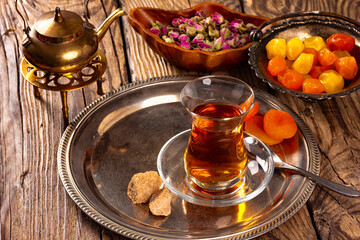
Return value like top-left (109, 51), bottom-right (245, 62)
top-left (243, 0), bottom-right (360, 239)
top-left (1, 0), bottom-right (360, 239)
top-left (1, 0), bottom-right (128, 239)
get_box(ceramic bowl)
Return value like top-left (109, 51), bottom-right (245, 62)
top-left (248, 11), bottom-right (360, 100)
top-left (129, 2), bottom-right (269, 71)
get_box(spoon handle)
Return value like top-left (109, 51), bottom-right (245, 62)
top-left (279, 163), bottom-right (360, 197)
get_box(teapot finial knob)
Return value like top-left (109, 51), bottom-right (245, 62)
top-left (54, 7), bottom-right (64, 22)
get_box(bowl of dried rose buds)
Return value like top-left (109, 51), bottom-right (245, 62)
top-left (129, 2), bottom-right (269, 71)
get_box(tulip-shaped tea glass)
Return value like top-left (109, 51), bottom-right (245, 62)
top-left (157, 75), bottom-right (275, 206)
top-left (180, 76), bottom-right (255, 193)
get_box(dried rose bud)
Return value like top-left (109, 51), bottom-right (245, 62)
top-left (162, 35), bottom-right (175, 44)
top-left (151, 21), bottom-right (161, 28)
top-left (192, 33), bottom-right (205, 44)
top-left (212, 12), bottom-right (224, 25)
top-left (171, 18), bottom-right (181, 27)
top-left (166, 26), bottom-right (177, 32)
top-left (179, 23), bottom-right (188, 32)
top-left (213, 37), bottom-right (225, 51)
top-left (220, 28), bottom-right (232, 40)
top-left (151, 10), bottom-right (257, 52)
top-left (180, 41), bottom-right (191, 49)
top-left (241, 33), bottom-right (250, 42)
top-left (187, 19), bottom-right (195, 26)
top-left (198, 42), bottom-right (213, 51)
top-left (230, 19), bottom-right (247, 32)
top-left (238, 34), bottom-right (250, 47)
top-left (178, 34), bottom-right (190, 42)
top-left (186, 26), bottom-right (197, 37)
top-left (205, 16), bottom-right (215, 27)
top-left (208, 25), bottom-right (219, 39)
top-left (246, 23), bottom-right (258, 31)
top-left (179, 18), bottom-right (188, 25)
top-left (195, 10), bottom-right (205, 18)
top-left (194, 23), bottom-right (204, 32)
top-left (202, 41), bottom-right (213, 48)
top-left (204, 39), bottom-right (213, 46)
top-left (222, 43), bottom-right (230, 50)
top-left (230, 19), bottom-right (243, 28)
top-left (191, 16), bottom-right (204, 22)
top-left (220, 20), bottom-right (230, 29)
top-left (168, 30), bottom-right (179, 40)
top-left (149, 27), bottom-right (161, 36)
top-left (227, 35), bottom-right (240, 48)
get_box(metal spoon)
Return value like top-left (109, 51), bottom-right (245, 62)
top-left (244, 135), bottom-right (360, 197)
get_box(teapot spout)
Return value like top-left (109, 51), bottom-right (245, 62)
top-left (97, 8), bottom-right (126, 41)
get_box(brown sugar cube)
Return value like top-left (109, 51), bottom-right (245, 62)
top-left (149, 188), bottom-right (172, 216)
top-left (127, 171), bottom-right (162, 204)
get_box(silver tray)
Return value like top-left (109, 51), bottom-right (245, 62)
top-left (58, 75), bottom-right (320, 239)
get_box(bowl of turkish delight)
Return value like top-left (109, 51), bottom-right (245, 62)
top-left (248, 11), bottom-right (360, 100)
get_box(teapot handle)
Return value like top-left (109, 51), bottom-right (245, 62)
top-left (84, 0), bottom-right (90, 21)
top-left (15, 0), bottom-right (30, 39)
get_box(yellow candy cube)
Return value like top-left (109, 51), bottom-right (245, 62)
top-left (304, 36), bottom-right (326, 51)
top-left (319, 70), bottom-right (344, 93)
top-left (266, 38), bottom-right (286, 59)
top-left (286, 38), bottom-right (305, 60)
top-left (292, 53), bottom-right (314, 75)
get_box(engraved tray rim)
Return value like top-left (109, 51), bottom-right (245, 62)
top-left (57, 75), bottom-right (320, 239)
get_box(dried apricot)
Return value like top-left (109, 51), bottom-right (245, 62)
top-left (263, 109), bottom-right (297, 140)
top-left (244, 115), bottom-right (283, 146)
top-left (281, 133), bottom-right (300, 154)
top-left (244, 101), bottom-right (259, 122)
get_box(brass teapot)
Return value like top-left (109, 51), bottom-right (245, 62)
top-left (19, 4), bottom-right (125, 73)
top-left (16, 0), bottom-right (126, 127)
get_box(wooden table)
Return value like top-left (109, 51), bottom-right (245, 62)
top-left (1, 0), bottom-right (360, 239)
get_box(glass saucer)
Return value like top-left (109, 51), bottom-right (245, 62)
top-left (157, 129), bottom-right (275, 207)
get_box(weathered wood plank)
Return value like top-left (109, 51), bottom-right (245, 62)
top-left (122, 0), bottom-right (197, 82)
top-left (82, 0), bottom-right (129, 101)
top-left (257, 207), bottom-right (317, 240)
top-left (0, 2), bottom-right (26, 240)
top-left (243, 0), bottom-right (360, 239)
top-left (1, 0), bottom-right (359, 239)
top-left (0, 0), bottom-right (128, 239)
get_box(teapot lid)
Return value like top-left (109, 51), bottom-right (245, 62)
top-left (34, 7), bottom-right (84, 43)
